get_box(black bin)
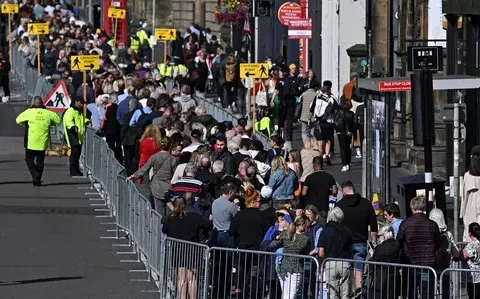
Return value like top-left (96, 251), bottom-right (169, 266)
top-left (397, 174), bottom-right (447, 223)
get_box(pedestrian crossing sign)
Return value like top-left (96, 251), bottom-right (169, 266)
top-left (70, 55), bottom-right (100, 71)
top-left (240, 63), bottom-right (269, 79)
top-left (1, 4), bottom-right (18, 14)
top-left (107, 7), bottom-right (126, 19)
top-left (155, 28), bottom-right (176, 41)
top-left (43, 81), bottom-right (71, 112)
top-left (27, 23), bottom-right (49, 35)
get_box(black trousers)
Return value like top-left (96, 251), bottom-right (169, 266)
top-left (69, 144), bottom-right (82, 176)
top-left (123, 145), bottom-right (137, 176)
top-left (337, 134), bottom-right (352, 166)
top-left (25, 149), bottom-right (45, 182)
top-left (106, 135), bottom-right (123, 164)
top-left (278, 104), bottom-right (295, 141)
top-left (2, 74), bottom-right (10, 97)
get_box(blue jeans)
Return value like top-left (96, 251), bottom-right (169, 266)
top-left (216, 231), bottom-right (234, 248)
top-left (352, 243), bottom-right (367, 271)
top-left (301, 121), bottom-right (313, 144)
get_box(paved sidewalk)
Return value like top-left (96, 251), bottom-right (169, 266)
top-left (0, 134), bottom-right (157, 297)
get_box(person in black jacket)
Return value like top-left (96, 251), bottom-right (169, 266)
top-left (278, 64), bottom-right (301, 148)
top-left (211, 134), bottom-right (236, 176)
top-left (335, 99), bottom-right (355, 171)
top-left (162, 196), bottom-right (211, 299)
top-left (102, 95), bottom-right (123, 164)
top-left (336, 181), bottom-right (378, 297)
top-left (354, 102), bottom-right (365, 158)
top-left (0, 50), bottom-right (10, 101)
top-left (120, 98), bottom-right (140, 176)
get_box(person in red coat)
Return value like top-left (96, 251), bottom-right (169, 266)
top-left (137, 125), bottom-right (162, 183)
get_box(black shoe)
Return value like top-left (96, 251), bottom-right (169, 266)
top-left (33, 180), bottom-right (41, 186)
top-left (70, 171), bottom-right (84, 177)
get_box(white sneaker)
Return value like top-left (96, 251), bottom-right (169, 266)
top-left (346, 164), bottom-right (350, 170)
top-left (1, 96), bottom-right (7, 103)
top-left (341, 165), bottom-right (348, 172)
top-left (355, 148), bottom-right (362, 158)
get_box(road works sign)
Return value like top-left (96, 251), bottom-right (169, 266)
top-left (1, 4), bottom-right (18, 14)
top-left (107, 7), bottom-right (126, 19)
top-left (28, 23), bottom-right (49, 35)
top-left (155, 28), bottom-right (176, 40)
top-left (43, 81), bottom-right (71, 112)
top-left (240, 63), bottom-right (269, 79)
top-left (70, 55), bottom-right (100, 71)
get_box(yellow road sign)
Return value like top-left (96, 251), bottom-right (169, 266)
top-left (240, 63), bottom-right (269, 79)
top-left (28, 23), bottom-right (49, 35)
top-left (108, 7), bottom-right (126, 19)
top-left (70, 55), bottom-right (100, 71)
top-left (155, 28), bottom-right (176, 41)
top-left (1, 4), bottom-right (18, 14)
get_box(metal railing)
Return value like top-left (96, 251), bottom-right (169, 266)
top-left (11, 44), bottom-right (55, 103)
top-left (82, 127), bottom-right (480, 298)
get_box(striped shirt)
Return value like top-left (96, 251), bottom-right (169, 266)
top-left (164, 176), bottom-right (204, 202)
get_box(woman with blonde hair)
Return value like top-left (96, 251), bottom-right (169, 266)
top-left (137, 125), bottom-right (162, 183)
top-left (300, 138), bottom-right (321, 182)
top-left (268, 156), bottom-right (298, 209)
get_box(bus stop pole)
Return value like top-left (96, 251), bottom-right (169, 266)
top-left (453, 102), bottom-right (460, 241)
top-left (362, 0), bottom-right (373, 199)
top-left (385, 93), bottom-right (391, 203)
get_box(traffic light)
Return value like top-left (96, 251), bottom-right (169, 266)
top-left (254, 0), bottom-right (272, 17)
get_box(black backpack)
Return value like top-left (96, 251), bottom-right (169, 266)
top-left (436, 232), bottom-right (452, 269)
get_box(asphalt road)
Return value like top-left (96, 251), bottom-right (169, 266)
top-left (0, 103), bottom-right (157, 298)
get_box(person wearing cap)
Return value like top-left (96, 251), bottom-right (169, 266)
top-left (63, 97), bottom-right (89, 177)
top-left (16, 97), bottom-right (62, 186)
top-left (182, 129), bottom-right (204, 153)
top-left (461, 146), bottom-right (480, 241)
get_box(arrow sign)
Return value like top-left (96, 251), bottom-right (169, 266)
top-left (107, 7), bottom-right (126, 19)
top-left (1, 3), bottom-right (18, 14)
top-left (155, 28), bottom-right (176, 41)
top-left (70, 55), bottom-right (100, 71)
top-left (28, 23), bottom-right (50, 35)
top-left (240, 63), bottom-right (269, 79)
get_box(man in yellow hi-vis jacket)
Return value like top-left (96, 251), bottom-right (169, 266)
top-left (63, 97), bottom-right (89, 177)
top-left (16, 97), bottom-right (61, 186)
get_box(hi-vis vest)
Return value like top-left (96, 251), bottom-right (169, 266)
top-left (176, 64), bottom-right (188, 77)
top-left (107, 39), bottom-right (115, 49)
top-left (130, 37), bottom-right (140, 53)
top-left (136, 30), bottom-right (150, 48)
top-left (158, 63), bottom-right (173, 78)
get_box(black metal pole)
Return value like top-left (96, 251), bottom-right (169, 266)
top-left (421, 69), bottom-right (434, 203)
top-left (446, 14), bottom-right (458, 179)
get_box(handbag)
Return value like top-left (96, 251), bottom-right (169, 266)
top-left (256, 82), bottom-right (268, 106)
top-left (206, 60), bottom-right (215, 92)
top-left (290, 163), bottom-right (303, 197)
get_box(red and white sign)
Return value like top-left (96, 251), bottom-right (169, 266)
top-left (378, 80), bottom-right (412, 92)
top-left (43, 80), bottom-right (71, 112)
top-left (278, 2), bottom-right (303, 26)
top-left (288, 18), bottom-right (312, 39)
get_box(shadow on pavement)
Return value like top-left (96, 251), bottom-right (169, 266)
top-left (0, 276), bottom-right (85, 286)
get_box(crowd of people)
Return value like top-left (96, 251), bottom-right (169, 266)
top-left (9, 1), bottom-right (480, 299)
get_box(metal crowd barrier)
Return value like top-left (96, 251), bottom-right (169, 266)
top-left (197, 97), bottom-right (272, 150)
top-left (11, 44), bottom-right (54, 102)
top-left (319, 258), bottom-right (438, 299)
top-left (440, 268), bottom-right (480, 298)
